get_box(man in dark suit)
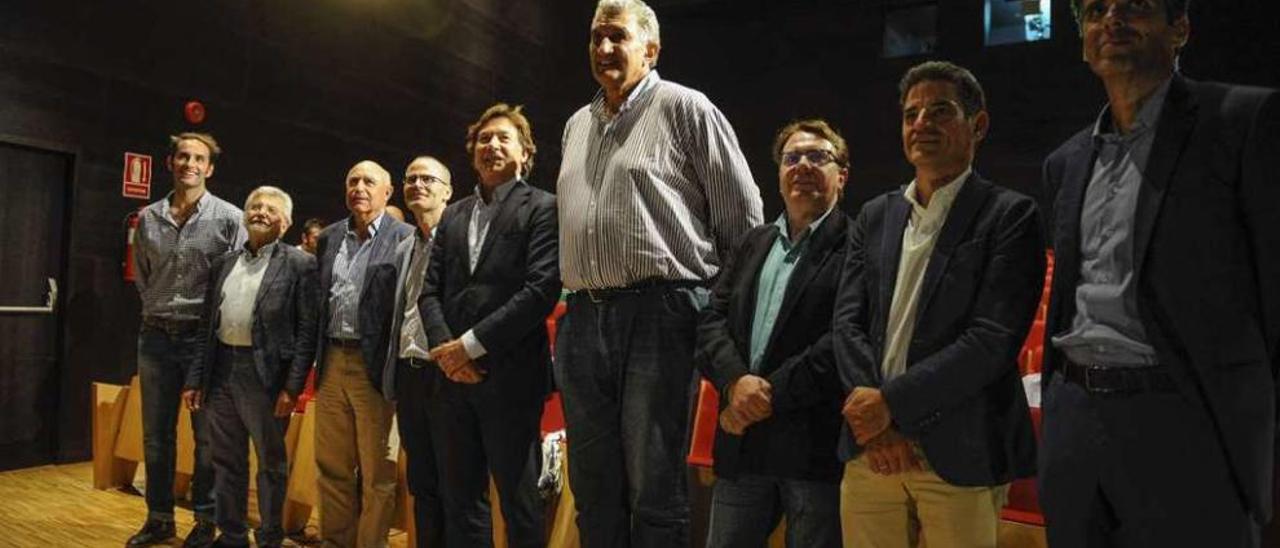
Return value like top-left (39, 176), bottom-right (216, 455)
top-left (1039, 2), bottom-right (1280, 546)
top-left (422, 104), bottom-right (561, 548)
top-left (380, 155), bottom-right (454, 548)
top-left (695, 119), bottom-right (850, 548)
top-left (314, 160), bottom-right (415, 548)
top-left (183, 186), bottom-right (318, 548)
top-left (833, 61), bottom-right (1045, 548)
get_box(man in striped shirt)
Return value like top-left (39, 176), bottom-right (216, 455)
top-left (554, 1), bottom-right (763, 546)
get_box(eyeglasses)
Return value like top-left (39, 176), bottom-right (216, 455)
top-left (404, 174), bottom-right (448, 189)
top-left (1080, 0), bottom-right (1160, 23)
top-left (902, 100), bottom-right (964, 126)
top-left (781, 149), bottom-right (838, 167)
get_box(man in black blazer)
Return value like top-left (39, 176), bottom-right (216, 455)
top-left (696, 119), bottom-right (850, 548)
top-left (1039, 2), bottom-right (1280, 546)
top-left (183, 186), bottom-right (317, 548)
top-left (422, 104), bottom-right (561, 548)
top-left (380, 155), bottom-right (455, 548)
top-left (313, 160), bottom-right (415, 547)
top-left (833, 61), bottom-right (1045, 548)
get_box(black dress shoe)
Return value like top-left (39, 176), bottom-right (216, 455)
top-left (126, 519), bottom-right (176, 546)
top-left (182, 520), bottom-right (217, 548)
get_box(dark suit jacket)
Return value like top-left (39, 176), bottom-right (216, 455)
top-left (696, 209), bottom-right (850, 483)
top-left (422, 181), bottom-right (561, 408)
top-left (314, 213), bottom-right (415, 390)
top-left (833, 172), bottom-right (1045, 487)
top-left (1042, 75), bottom-right (1280, 521)
top-left (188, 243), bottom-right (319, 397)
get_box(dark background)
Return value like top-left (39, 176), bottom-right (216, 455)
top-left (1, 0), bottom-right (1276, 463)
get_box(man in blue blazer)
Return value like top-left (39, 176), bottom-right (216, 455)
top-left (184, 186), bottom-right (318, 548)
top-left (422, 104), bottom-right (561, 548)
top-left (313, 160), bottom-right (415, 547)
top-left (1039, 2), bottom-right (1280, 546)
top-left (833, 61), bottom-right (1045, 547)
top-left (696, 119), bottom-right (850, 548)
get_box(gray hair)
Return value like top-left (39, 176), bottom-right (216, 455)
top-left (244, 185), bottom-right (294, 225)
top-left (595, 0), bottom-right (661, 47)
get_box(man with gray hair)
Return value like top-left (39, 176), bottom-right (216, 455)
top-left (555, 1), bottom-right (763, 546)
top-left (183, 186), bottom-right (318, 548)
top-left (128, 132), bottom-right (245, 548)
top-left (313, 160), bottom-right (414, 547)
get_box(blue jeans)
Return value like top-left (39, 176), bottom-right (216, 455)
top-left (553, 285), bottom-right (705, 548)
top-left (137, 325), bottom-right (215, 522)
top-left (706, 475), bottom-right (841, 548)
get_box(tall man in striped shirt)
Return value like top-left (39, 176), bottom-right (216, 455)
top-left (129, 132), bottom-right (246, 548)
top-left (555, 1), bottom-right (763, 546)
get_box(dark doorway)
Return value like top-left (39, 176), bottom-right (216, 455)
top-left (0, 138), bottom-right (72, 471)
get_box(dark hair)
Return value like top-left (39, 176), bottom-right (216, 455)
top-left (302, 218), bottom-right (325, 233)
top-left (771, 119), bottom-right (849, 168)
top-left (168, 132), bottom-right (221, 162)
top-left (465, 103), bottom-right (537, 177)
top-left (898, 61), bottom-right (986, 117)
top-left (1069, 0), bottom-right (1189, 27)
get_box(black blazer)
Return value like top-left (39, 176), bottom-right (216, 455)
top-left (1042, 75), bottom-right (1280, 521)
top-left (314, 214), bottom-right (415, 390)
top-left (422, 181), bottom-right (561, 407)
top-left (696, 209), bottom-right (850, 483)
top-left (833, 173), bottom-right (1045, 487)
top-left (189, 243), bottom-right (319, 397)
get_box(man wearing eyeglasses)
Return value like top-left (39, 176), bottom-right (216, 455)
top-left (696, 119), bottom-right (850, 547)
top-left (380, 156), bottom-right (454, 547)
top-left (1039, 1), bottom-right (1280, 545)
top-left (832, 60), bottom-right (1045, 548)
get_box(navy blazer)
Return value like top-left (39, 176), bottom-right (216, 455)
top-left (189, 243), bottom-right (319, 397)
top-left (1042, 75), bottom-right (1280, 521)
top-left (696, 209), bottom-right (850, 483)
top-left (422, 181), bottom-right (561, 408)
top-left (314, 214), bottom-right (415, 391)
top-left (833, 173), bottom-right (1045, 487)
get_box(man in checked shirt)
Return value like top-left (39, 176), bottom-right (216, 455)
top-left (128, 132), bottom-right (246, 548)
top-left (554, 1), bottom-right (763, 546)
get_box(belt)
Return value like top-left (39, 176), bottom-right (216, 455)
top-left (1062, 360), bottom-right (1177, 395)
top-left (328, 337), bottom-right (362, 350)
top-left (401, 357), bottom-right (433, 369)
top-left (142, 316), bottom-right (200, 335)
top-left (575, 279), bottom-right (703, 304)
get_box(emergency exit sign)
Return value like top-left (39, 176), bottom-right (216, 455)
top-left (123, 152), bottom-right (152, 200)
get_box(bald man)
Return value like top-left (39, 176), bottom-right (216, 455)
top-left (313, 160), bottom-right (415, 547)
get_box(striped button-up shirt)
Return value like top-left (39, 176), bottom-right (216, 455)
top-left (135, 190), bottom-right (246, 321)
top-left (328, 214), bottom-right (384, 339)
top-left (556, 70), bottom-right (763, 290)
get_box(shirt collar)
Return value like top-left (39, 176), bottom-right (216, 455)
top-left (904, 167), bottom-right (971, 218)
top-left (1091, 76), bottom-right (1172, 143)
top-left (590, 70), bottom-right (660, 122)
top-left (772, 205), bottom-right (835, 249)
top-left (243, 239), bottom-right (278, 259)
top-left (159, 189), bottom-right (212, 221)
top-left (475, 177), bottom-right (522, 205)
top-left (346, 212), bottom-right (385, 239)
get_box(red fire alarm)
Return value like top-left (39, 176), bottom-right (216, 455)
top-left (184, 101), bottom-right (206, 125)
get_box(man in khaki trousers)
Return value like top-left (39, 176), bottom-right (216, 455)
top-left (313, 161), bottom-right (415, 547)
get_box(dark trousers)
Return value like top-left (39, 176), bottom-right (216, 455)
top-left (396, 359), bottom-right (445, 548)
top-left (1039, 373), bottom-right (1259, 547)
top-left (706, 475), bottom-right (841, 548)
top-left (553, 286), bottom-right (705, 548)
top-left (206, 344), bottom-right (290, 545)
top-left (137, 325), bottom-right (215, 522)
top-left (430, 376), bottom-right (546, 548)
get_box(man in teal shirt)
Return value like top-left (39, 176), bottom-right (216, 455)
top-left (696, 119), bottom-right (852, 547)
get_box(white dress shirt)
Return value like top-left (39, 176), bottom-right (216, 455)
top-left (880, 169), bottom-right (971, 380)
top-left (217, 242), bottom-right (276, 347)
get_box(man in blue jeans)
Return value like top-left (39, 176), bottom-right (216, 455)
top-left (129, 132), bottom-right (246, 547)
top-left (554, 2), bottom-right (763, 546)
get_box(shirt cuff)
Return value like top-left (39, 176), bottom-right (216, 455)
top-left (461, 329), bottom-right (487, 359)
